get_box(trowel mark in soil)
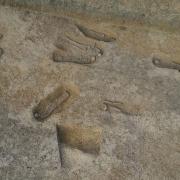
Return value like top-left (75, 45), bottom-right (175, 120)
top-left (152, 56), bottom-right (180, 72)
top-left (76, 24), bottom-right (116, 42)
top-left (56, 124), bottom-right (102, 155)
top-left (0, 48), bottom-right (4, 58)
top-left (0, 34), bottom-right (3, 40)
top-left (117, 26), bottom-right (127, 31)
top-left (104, 100), bottom-right (144, 116)
top-left (53, 50), bottom-right (97, 65)
top-left (56, 124), bottom-right (64, 167)
top-left (0, 34), bottom-right (4, 58)
top-left (33, 86), bottom-right (70, 121)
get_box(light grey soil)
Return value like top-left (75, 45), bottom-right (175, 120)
top-left (0, 6), bottom-right (180, 180)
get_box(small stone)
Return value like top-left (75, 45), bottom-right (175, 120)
top-left (91, 56), bottom-right (96, 61)
top-left (98, 53), bottom-right (102, 57)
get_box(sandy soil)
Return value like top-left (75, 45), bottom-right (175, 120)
top-left (0, 6), bottom-right (180, 180)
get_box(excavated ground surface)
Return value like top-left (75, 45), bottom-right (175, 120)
top-left (0, 6), bottom-right (180, 180)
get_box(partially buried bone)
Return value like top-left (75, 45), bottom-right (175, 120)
top-left (56, 124), bottom-right (102, 154)
top-left (152, 56), bottom-right (180, 72)
top-left (65, 36), bottom-right (103, 57)
top-left (33, 86), bottom-right (70, 121)
top-left (76, 24), bottom-right (116, 42)
top-left (56, 36), bottom-right (103, 57)
top-left (53, 50), bottom-right (96, 64)
top-left (33, 83), bottom-right (79, 121)
top-left (104, 100), bottom-right (143, 116)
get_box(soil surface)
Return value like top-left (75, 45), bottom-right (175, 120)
top-left (0, 6), bottom-right (180, 180)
